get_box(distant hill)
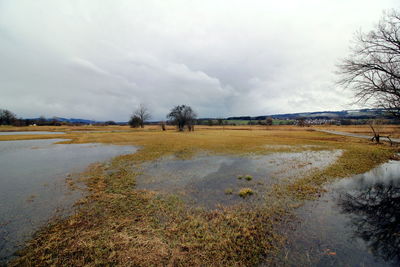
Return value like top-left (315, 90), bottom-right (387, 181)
top-left (53, 117), bottom-right (98, 124)
top-left (227, 109), bottom-right (392, 121)
top-left (28, 109), bottom-right (394, 125)
top-left (28, 117), bottom-right (127, 125)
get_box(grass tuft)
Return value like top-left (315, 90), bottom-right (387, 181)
top-left (224, 188), bottom-right (233, 195)
top-left (239, 188), bottom-right (254, 198)
top-left (245, 175), bottom-right (253, 181)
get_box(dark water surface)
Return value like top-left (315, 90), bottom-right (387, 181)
top-left (279, 160), bottom-right (400, 266)
top-left (136, 150), bottom-right (342, 209)
top-left (0, 139), bottom-right (137, 263)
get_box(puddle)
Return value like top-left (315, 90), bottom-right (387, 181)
top-left (136, 150), bottom-right (342, 209)
top-left (0, 139), bottom-right (137, 263)
top-left (278, 160), bottom-right (400, 266)
top-left (0, 131), bottom-right (65, 135)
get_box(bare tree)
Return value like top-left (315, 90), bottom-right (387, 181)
top-left (167, 105), bottom-right (197, 131)
top-left (297, 117), bottom-right (306, 127)
top-left (160, 121), bottom-right (166, 131)
top-left (128, 115), bottom-right (141, 128)
top-left (265, 117), bottom-right (273, 126)
top-left (37, 116), bottom-right (47, 126)
top-left (0, 109), bottom-right (17, 125)
top-left (131, 104), bottom-right (151, 128)
top-left (337, 9), bottom-right (400, 118)
top-left (368, 119), bottom-right (392, 145)
top-left (217, 118), bottom-right (225, 130)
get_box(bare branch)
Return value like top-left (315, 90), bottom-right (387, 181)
top-left (337, 9), bottom-right (400, 118)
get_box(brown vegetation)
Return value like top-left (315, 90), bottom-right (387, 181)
top-left (315, 124), bottom-right (400, 139)
top-left (3, 125), bottom-right (397, 266)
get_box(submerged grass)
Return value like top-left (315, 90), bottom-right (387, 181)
top-left (224, 188), bottom-right (234, 195)
top-left (244, 175), bottom-right (253, 181)
top-left (238, 188), bottom-right (254, 198)
top-left (7, 127), bottom-right (397, 266)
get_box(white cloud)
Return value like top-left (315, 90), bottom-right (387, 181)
top-left (0, 0), bottom-right (398, 120)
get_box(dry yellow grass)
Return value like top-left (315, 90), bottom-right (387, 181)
top-left (315, 124), bottom-right (400, 139)
top-left (5, 126), bottom-right (397, 266)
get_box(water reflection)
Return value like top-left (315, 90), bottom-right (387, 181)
top-left (338, 175), bottom-right (400, 264)
top-left (0, 139), bottom-right (137, 263)
top-left (136, 150), bottom-right (342, 209)
top-left (279, 160), bottom-right (400, 267)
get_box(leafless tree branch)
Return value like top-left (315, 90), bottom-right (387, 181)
top-left (337, 9), bottom-right (400, 118)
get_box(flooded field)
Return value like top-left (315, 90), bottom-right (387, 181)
top-left (2, 127), bottom-right (395, 266)
top-left (0, 131), bottom-right (65, 135)
top-left (0, 139), bottom-right (137, 263)
top-left (279, 160), bottom-right (400, 266)
top-left (136, 149), bottom-right (342, 209)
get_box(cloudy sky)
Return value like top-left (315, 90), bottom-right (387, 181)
top-left (0, 0), bottom-right (399, 121)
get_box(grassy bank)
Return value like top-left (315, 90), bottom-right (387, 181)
top-left (7, 127), bottom-right (396, 266)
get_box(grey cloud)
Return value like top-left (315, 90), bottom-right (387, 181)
top-left (0, 0), bottom-right (398, 121)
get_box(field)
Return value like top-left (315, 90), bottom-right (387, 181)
top-left (3, 125), bottom-right (398, 266)
top-left (316, 124), bottom-right (400, 139)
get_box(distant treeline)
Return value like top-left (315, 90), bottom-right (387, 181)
top-left (2, 108), bottom-right (400, 127)
top-left (195, 119), bottom-right (293, 126)
top-left (197, 118), bottom-right (400, 126)
top-left (0, 109), bottom-right (126, 126)
top-left (226, 108), bottom-right (397, 121)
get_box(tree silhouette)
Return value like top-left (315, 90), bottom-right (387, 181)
top-left (131, 104), bottom-right (151, 128)
top-left (167, 105), bottom-right (197, 131)
top-left (337, 9), bottom-right (400, 118)
top-left (338, 179), bottom-right (400, 264)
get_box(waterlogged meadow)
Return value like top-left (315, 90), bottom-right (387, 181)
top-left (135, 150), bottom-right (342, 209)
top-left (0, 126), bottom-right (397, 266)
top-left (0, 138), bottom-right (137, 263)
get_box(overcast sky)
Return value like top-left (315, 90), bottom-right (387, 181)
top-left (0, 0), bottom-right (399, 121)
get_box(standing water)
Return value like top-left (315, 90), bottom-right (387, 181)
top-left (0, 131), bottom-right (65, 135)
top-left (0, 139), bottom-right (137, 263)
top-left (136, 150), bottom-right (342, 209)
top-left (278, 160), bottom-right (400, 266)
